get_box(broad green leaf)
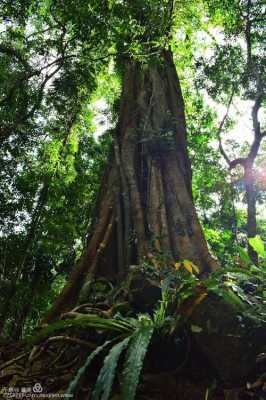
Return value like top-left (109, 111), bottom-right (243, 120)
top-left (238, 247), bottom-right (251, 265)
top-left (221, 288), bottom-right (245, 311)
top-left (66, 339), bottom-right (113, 396)
top-left (121, 324), bottom-right (154, 400)
top-left (249, 236), bottom-right (266, 258)
top-left (93, 336), bottom-right (131, 400)
top-left (250, 265), bottom-right (261, 273)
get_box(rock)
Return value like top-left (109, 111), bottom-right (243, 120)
top-left (189, 292), bottom-right (266, 383)
top-left (127, 268), bottom-right (161, 313)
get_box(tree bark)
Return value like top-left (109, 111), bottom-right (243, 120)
top-left (43, 50), bottom-right (219, 324)
top-left (245, 166), bottom-right (258, 264)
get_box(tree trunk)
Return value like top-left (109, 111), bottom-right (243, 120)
top-left (245, 166), bottom-right (258, 264)
top-left (43, 50), bottom-right (219, 324)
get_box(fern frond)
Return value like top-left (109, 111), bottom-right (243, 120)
top-left (92, 336), bottom-right (131, 400)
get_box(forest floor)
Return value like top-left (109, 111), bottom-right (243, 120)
top-left (1, 268), bottom-right (266, 400)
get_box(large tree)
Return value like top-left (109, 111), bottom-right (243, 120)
top-left (44, 1), bottom-right (219, 322)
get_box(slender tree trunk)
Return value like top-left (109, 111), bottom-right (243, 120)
top-left (43, 50), bottom-right (219, 324)
top-left (245, 166), bottom-right (258, 264)
top-left (12, 305), bottom-right (31, 340)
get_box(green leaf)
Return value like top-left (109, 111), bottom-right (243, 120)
top-left (249, 236), bottom-right (266, 258)
top-left (30, 315), bottom-right (134, 345)
top-left (66, 339), bottom-right (113, 396)
top-left (121, 324), bottom-right (154, 400)
top-left (92, 336), bottom-right (131, 400)
top-left (238, 247), bottom-right (251, 265)
top-left (191, 324), bottom-right (203, 333)
top-left (221, 288), bottom-right (246, 310)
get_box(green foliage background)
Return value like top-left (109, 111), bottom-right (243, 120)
top-left (0, 0), bottom-right (265, 339)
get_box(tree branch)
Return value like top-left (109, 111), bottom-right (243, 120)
top-left (247, 73), bottom-right (264, 165)
top-left (217, 89), bottom-right (235, 166)
top-left (227, 74), bottom-right (264, 172)
top-left (229, 157), bottom-right (247, 169)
